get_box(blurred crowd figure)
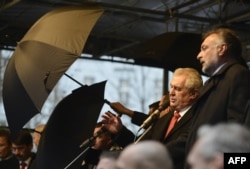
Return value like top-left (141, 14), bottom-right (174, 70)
top-left (103, 67), bottom-right (203, 169)
top-left (96, 150), bottom-right (121, 169)
top-left (0, 126), bottom-right (41, 169)
top-left (0, 127), bottom-right (19, 169)
top-left (187, 123), bottom-right (250, 169)
top-left (12, 129), bottom-right (36, 169)
top-left (81, 122), bottom-right (122, 169)
top-left (115, 140), bottom-right (173, 169)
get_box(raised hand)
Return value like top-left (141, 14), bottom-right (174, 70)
top-left (101, 111), bottom-right (123, 134)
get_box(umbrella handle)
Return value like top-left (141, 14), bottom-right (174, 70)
top-left (104, 99), bottom-right (111, 105)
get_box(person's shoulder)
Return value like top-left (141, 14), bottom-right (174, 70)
top-left (0, 156), bottom-right (19, 169)
top-left (227, 60), bottom-right (249, 72)
top-left (227, 62), bottom-right (250, 77)
top-left (217, 60), bottom-right (250, 78)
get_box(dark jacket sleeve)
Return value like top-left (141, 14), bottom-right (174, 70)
top-left (114, 126), bottom-right (135, 147)
top-left (131, 111), bottom-right (149, 126)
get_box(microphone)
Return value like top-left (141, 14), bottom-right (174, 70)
top-left (139, 101), bottom-right (169, 130)
top-left (79, 127), bottom-right (107, 148)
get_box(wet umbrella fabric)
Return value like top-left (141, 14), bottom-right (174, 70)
top-left (133, 32), bottom-right (203, 74)
top-left (36, 81), bottom-right (107, 169)
top-left (2, 6), bottom-right (103, 137)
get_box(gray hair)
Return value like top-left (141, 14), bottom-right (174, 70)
top-left (203, 28), bottom-right (242, 58)
top-left (118, 140), bottom-right (173, 169)
top-left (196, 123), bottom-right (250, 160)
top-left (173, 68), bottom-right (203, 94)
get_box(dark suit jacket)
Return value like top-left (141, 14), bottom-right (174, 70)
top-left (186, 60), bottom-right (250, 157)
top-left (116, 108), bottom-right (193, 169)
top-left (131, 111), bottom-right (149, 126)
top-left (0, 155), bottom-right (19, 169)
top-left (26, 152), bottom-right (36, 169)
top-left (80, 148), bottom-right (102, 169)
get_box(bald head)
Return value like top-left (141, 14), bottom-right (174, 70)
top-left (115, 140), bottom-right (173, 169)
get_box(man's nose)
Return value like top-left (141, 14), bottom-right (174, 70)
top-left (197, 52), bottom-right (202, 60)
top-left (12, 149), bottom-right (20, 154)
top-left (169, 88), bottom-right (175, 95)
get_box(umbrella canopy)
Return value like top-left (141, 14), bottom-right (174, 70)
top-left (132, 32), bottom-right (203, 74)
top-left (36, 81), bottom-right (107, 169)
top-left (2, 6), bottom-right (103, 137)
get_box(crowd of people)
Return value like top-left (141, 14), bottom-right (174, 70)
top-left (1, 27), bottom-right (250, 169)
top-left (0, 124), bottom-right (45, 169)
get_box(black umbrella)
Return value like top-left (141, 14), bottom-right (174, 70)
top-left (133, 32), bottom-right (203, 74)
top-left (2, 6), bottom-right (103, 138)
top-left (36, 81), bottom-right (107, 169)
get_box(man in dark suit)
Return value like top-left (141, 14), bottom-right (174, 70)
top-left (185, 27), bottom-right (250, 168)
top-left (12, 129), bottom-right (36, 169)
top-left (103, 67), bottom-right (203, 169)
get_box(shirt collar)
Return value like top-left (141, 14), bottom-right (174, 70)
top-left (212, 62), bottom-right (227, 76)
top-left (177, 106), bottom-right (191, 118)
top-left (19, 156), bottom-right (32, 166)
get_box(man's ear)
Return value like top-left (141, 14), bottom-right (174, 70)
top-left (218, 44), bottom-right (228, 56)
top-left (189, 90), bottom-right (198, 99)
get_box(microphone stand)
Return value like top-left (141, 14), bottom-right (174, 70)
top-left (139, 101), bottom-right (169, 130)
top-left (64, 146), bottom-right (91, 169)
top-left (134, 124), bottom-right (153, 144)
top-left (79, 127), bottom-right (106, 148)
top-left (64, 127), bottom-right (106, 169)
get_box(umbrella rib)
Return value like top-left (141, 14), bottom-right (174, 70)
top-left (64, 73), bottom-right (85, 87)
top-left (64, 73), bottom-right (111, 105)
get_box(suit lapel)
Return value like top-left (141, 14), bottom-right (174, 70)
top-left (165, 109), bottom-right (192, 138)
top-left (199, 76), bottom-right (215, 98)
top-left (150, 111), bottom-right (173, 139)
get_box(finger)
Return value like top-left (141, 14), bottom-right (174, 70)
top-left (101, 115), bottom-right (110, 122)
top-left (107, 111), bottom-right (117, 116)
top-left (102, 111), bottom-right (113, 118)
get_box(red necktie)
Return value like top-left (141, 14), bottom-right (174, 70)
top-left (165, 111), bottom-right (181, 137)
top-left (20, 162), bottom-right (27, 169)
